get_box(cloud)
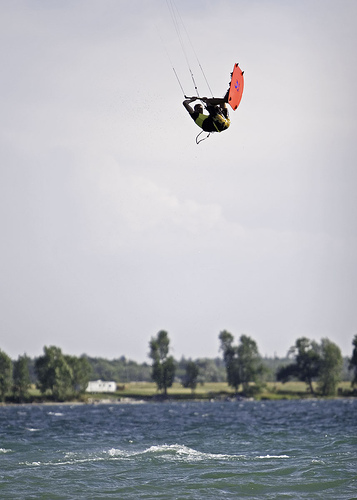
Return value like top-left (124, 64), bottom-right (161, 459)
top-left (1, 0), bottom-right (356, 361)
top-left (77, 155), bottom-right (224, 254)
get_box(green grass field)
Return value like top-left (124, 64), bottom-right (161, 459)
top-left (23, 380), bottom-right (354, 404)
top-left (86, 380), bottom-right (354, 401)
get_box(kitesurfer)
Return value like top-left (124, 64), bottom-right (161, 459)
top-left (183, 95), bottom-right (230, 133)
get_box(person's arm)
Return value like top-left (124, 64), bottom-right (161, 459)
top-left (221, 102), bottom-right (228, 118)
top-left (201, 96), bottom-right (227, 105)
top-left (183, 96), bottom-right (196, 114)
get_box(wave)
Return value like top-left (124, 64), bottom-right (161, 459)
top-left (0, 448), bottom-right (12, 453)
top-left (23, 444), bottom-right (243, 468)
top-left (107, 444), bottom-right (244, 462)
top-left (22, 445), bottom-right (292, 469)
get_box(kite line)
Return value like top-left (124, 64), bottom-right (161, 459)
top-left (164, 0), bottom-right (213, 99)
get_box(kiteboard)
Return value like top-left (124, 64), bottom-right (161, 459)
top-left (227, 63), bottom-right (244, 111)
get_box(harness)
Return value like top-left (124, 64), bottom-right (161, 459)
top-left (212, 113), bottom-right (230, 132)
top-left (194, 111), bottom-right (230, 133)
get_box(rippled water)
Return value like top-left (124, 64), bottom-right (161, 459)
top-left (0, 399), bottom-right (356, 499)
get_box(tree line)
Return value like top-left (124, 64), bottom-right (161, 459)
top-left (149, 331), bottom-right (357, 398)
top-left (0, 346), bottom-right (92, 403)
top-left (0, 333), bottom-right (356, 402)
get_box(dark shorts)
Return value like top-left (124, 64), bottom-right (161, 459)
top-left (191, 108), bottom-right (229, 133)
top-left (201, 116), bottom-right (217, 132)
top-left (202, 105), bottom-right (229, 132)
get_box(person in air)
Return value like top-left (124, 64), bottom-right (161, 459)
top-left (183, 95), bottom-right (230, 133)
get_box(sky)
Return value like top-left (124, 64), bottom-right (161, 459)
top-left (1, 0), bottom-right (356, 363)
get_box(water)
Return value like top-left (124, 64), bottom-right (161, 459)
top-left (0, 399), bottom-right (356, 499)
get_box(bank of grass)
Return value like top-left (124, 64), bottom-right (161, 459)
top-left (88, 380), bottom-right (354, 402)
top-left (20, 381), bottom-right (354, 404)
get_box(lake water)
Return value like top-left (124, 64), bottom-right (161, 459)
top-left (0, 399), bottom-right (356, 499)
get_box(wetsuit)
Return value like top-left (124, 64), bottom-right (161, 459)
top-left (190, 104), bottom-right (230, 132)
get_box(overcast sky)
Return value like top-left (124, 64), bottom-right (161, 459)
top-left (1, 0), bottom-right (356, 363)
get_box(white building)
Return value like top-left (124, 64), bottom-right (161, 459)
top-left (86, 380), bottom-right (117, 393)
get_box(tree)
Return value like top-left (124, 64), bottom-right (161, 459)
top-left (65, 355), bottom-right (92, 395)
top-left (277, 337), bottom-right (320, 394)
top-left (219, 331), bottom-right (263, 395)
top-left (195, 358), bottom-right (226, 383)
top-left (349, 334), bottom-right (357, 387)
top-left (13, 354), bottom-right (31, 402)
top-left (149, 330), bottom-right (176, 396)
top-left (219, 330), bottom-right (241, 392)
top-left (0, 350), bottom-right (12, 402)
top-left (237, 335), bottom-right (263, 394)
top-left (35, 346), bottom-right (73, 401)
top-left (182, 360), bottom-right (199, 393)
top-left (317, 338), bottom-right (343, 396)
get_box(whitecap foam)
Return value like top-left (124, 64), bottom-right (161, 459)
top-left (257, 454), bottom-right (290, 459)
top-left (23, 454), bottom-right (107, 467)
top-left (108, 444), bottom-right (240, 462)
top-left (108, 448), bottom-right (127, 457)
top-left (0, 448), bottom-right (12, 453)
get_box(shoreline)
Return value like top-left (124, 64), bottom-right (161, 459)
top-left (1, 395), bottom-right (355, 407)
